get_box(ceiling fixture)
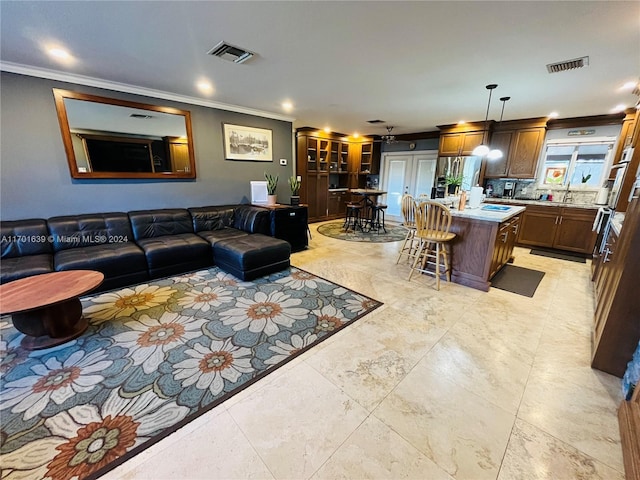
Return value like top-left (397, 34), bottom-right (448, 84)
top-left (207, 41), bottom-right (255, 64)
top-left (471, 84), bottom-right (498, 157)
top-left (381, 126), bottom-right (398, 144)
top-left (487, 96), bottom-right (510, 161)
top-left (546, 56), bottom-right (589, 74)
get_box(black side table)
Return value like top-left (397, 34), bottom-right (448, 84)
top-left (261, 204), bottom-right (309, 252)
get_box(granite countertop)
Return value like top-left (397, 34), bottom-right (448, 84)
top-left (611, 212), bottom-right (625, 235)
top-left (486, 197), bottom-right (601, 210)
top-left (328, 188), bottom-right (349, 192)
top-left (450, 204), bottom-right (526, 223)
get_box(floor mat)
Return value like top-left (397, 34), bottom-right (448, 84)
top-left (530, 248), bottom-right (587, 263)
top-left (491, 264), bottom-right (545, 297)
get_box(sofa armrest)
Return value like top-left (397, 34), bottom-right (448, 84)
top-left (233, 205), bottom-right (270, 235)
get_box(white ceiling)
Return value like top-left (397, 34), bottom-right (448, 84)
top-left (1, 1), bottom-right (639, 136)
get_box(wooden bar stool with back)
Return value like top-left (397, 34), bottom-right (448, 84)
top-left (396, 194), bottom-right (419, 263)
top-left (408, 201), bottom-right (456, 290)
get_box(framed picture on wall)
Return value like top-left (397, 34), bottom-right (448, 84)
top-left (222, 123), bottom-right (273, 161)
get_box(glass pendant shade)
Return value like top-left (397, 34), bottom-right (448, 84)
top-left (472, 144), bottom-right (490, 156)
top-left (487, 149), bottom-right (503, 160)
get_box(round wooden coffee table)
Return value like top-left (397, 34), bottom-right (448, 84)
top-left (0, 270), bottom-right (104, 350)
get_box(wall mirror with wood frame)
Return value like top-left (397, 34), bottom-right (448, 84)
top-left (53, 89), bottom-right (196, 179)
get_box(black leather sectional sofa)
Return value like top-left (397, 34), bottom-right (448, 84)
top-left (1, 205), bottom-right (291, 292)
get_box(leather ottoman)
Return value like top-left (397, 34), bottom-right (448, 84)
top-left (213, 234), bottom-right (291, 281)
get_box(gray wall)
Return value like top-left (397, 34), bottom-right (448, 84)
top-left (0, 72), bottom-right (294, 220)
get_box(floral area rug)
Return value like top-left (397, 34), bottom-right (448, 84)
top-left (0, 266), bottom-right (382, 480)
top-left (317, 221), bottom-right (407, 243)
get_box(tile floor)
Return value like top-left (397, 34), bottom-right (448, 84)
top-left (103, 221), bottom-right (625, 480)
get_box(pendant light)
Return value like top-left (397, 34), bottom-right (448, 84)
top-left (471, 84), bottom-right (498, 157)
top-left (487, 96), bottom-right (510, 161)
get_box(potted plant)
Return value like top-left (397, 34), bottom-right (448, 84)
top-left (289, 176), bottom-right (301, 205)
top-left (445, 173), bottom-right (464, 195)
top-left (265, 173), bottom-right (278, 205)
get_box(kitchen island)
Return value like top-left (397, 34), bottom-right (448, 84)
top-left (446, 204), bottom-right (526, 291)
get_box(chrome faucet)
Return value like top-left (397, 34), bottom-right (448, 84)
top-left (562, 182), bottom-right (572, 203)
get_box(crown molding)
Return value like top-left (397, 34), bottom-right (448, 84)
top-left (0, 61), bottom-right (296, 123)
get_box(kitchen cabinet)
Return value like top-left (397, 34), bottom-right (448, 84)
top-left (296, 129), bottom-right (379, 222)
top-left (516, 205), bottom-right (597, 254)
top-left (446, 209), bottom-right (523, 291)
top-left (438, 131), bottom-right (485, 156)
top-left (591, 196), bottom-right (640, 377)
top-left (489, 215), bottom-right (519, 279)
top-left (437, 121), bottom-right (488, 157)
top-left (484, 119), bottom-right (547, 179)
top-left (328, 190), bottom-right (348, 217)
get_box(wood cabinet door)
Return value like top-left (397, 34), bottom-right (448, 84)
top-left (460, 132), bottom-right (485, 155)
top-left (553, 208), bottom-right (597, 253)
top-left (328, 192), bottom-right (340, 216)
top-left (484, 131), bottom-right (512, 177)
top-left (516, 207), bottom-right (559, 247)
top-left (507, 128), bottom-right (544, 178)
top-left (439, 133), bottom-right (463, 156)
top-left (316, 174), bottom-right (329, 219)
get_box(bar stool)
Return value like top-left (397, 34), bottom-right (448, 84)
top-left (370, 204), bottom-right (387, 233)
top-left (343, 202), bottom-right (363, 232)
top-left (408, 201), bottom-right (456, 290)
top-left (396, 194), bottom-right (418, 264)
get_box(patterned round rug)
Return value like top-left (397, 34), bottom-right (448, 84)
top-left (316, 221), bottom-right (407, 243)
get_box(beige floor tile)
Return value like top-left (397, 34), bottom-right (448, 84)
top-left (312, 415), bottom-right (453, 480)
top-left (306, 304), bottom-right (447, 411)
top-left (374, 361), bottom-right (515, 479)
top-left (102, 408), bottom-right (273, 480)
top-left (227, 362), bottom-right (369, 479)
top-left (518, 367), bottom-right (623, 471)
top-left (498, 419), bottom-right (624, 480)
top-left (419, 330), bottom-right (532, 415)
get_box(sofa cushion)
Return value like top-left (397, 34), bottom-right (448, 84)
top-left (0, 255), bottom-right (53, 284)
top-left (197, 227), bottom-right (248, 247)
top-left (54, 243), bottom-right (147, 277)
top-left (213, 234), bottom-right (290, 281)
top-left (1, 219), bottom-right (52, 258)
top-left (136, 233), bottom-right (211, 273)
top-left (232, 205), bottom-right (270, 234)
top-left (128, 209), bottom-right (194, 240)
top-left (189, 206), bottom-right (236, 232)
top-left (1, 219), bottom-right (54, 283)
top-left (47, 213), bottom-right (134, 252)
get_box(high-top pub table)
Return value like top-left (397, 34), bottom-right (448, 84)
top-left (0, 270), bottom-right (104, 350)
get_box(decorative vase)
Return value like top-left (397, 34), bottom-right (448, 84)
top-left (267, 194), bottom-right (277, 206)
top-left (290, 195), bottom-right (300, 206)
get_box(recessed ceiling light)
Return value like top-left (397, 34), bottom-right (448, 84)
top-left (612, 104), bottom-right (626, 113)
top-left (621, 81), bottom-right (637, 91)
top-left (457, 120), bottom-right (466, 125)
top-left (48, 48), bottom-right (70, 59)
top-left (282, 101), bottom-right (293, 112)
top-left (548, 112), bottom-right (559, 118)
top-left (46, 47), bottom-right (74, 65)
top-left (324, 127), bottom-right (331, 133)
top-left (353, 133), bottom-right (359, 138)
top-left (196, 80), bottom-right (213, 94)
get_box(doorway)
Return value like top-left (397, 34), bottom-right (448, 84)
top-left (380, 151), bottom-right (438, 222)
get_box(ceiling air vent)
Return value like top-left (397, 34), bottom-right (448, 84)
top-left (546, 56), bottom-right (589, 73)
top-left (367, 119), bottom-right (385, 124)
top-left (207, 41), bottom-right (254, 64)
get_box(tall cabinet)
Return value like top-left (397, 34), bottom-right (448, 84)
top-left (296, 128), bottom-right (379, 222)
top-left (483, 118), bottom-right (547, 179)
